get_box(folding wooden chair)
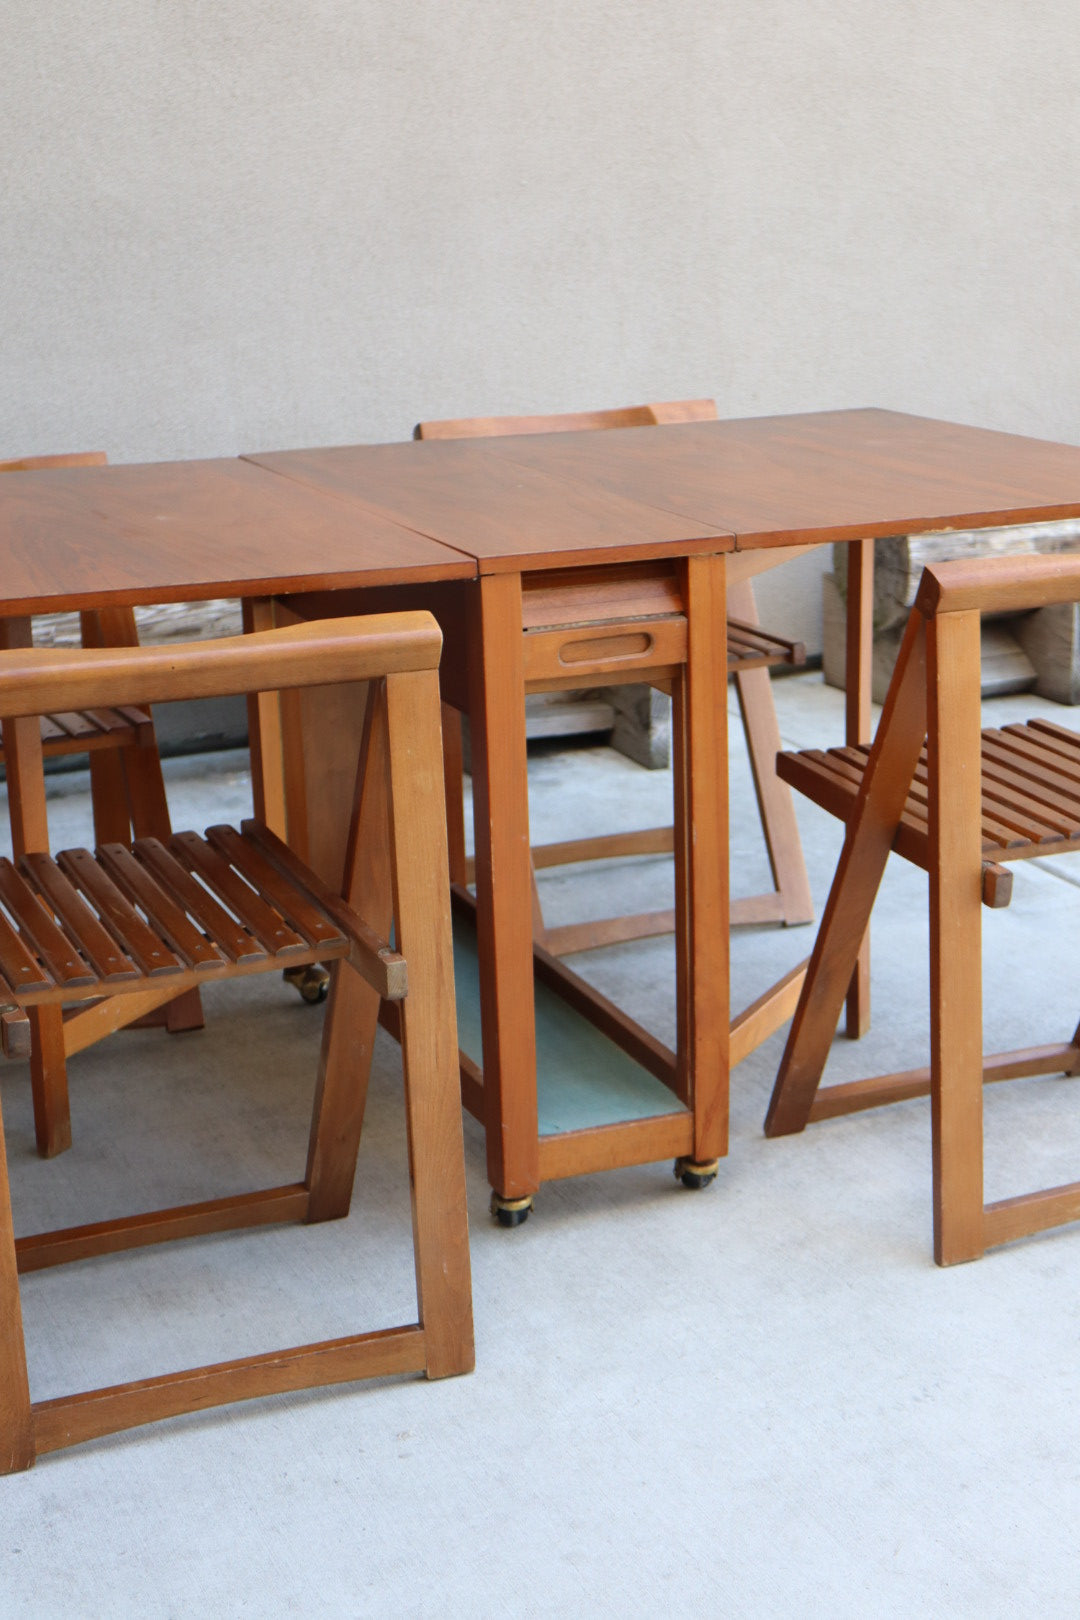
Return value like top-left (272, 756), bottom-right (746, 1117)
top-left (0, 453), bottom-right (202, 1158)
top-left (0, 611), bottom-right (473, 1469)
top-left (765, 554), bottom-right (1080, 1263)
top-left (415, 401), bottom-right (813, 952)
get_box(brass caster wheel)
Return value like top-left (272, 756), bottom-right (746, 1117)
top-left (674, 1156), bottom-right (719, 1191)
top-left (490, 1192), bottom-right (533, 1228)
top-left (283, 964), bottom-right (330, 1005)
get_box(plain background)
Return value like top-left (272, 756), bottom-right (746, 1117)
top-left (4, 1), bottom-right (1080, 650)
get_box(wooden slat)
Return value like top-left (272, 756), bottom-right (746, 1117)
top-left (778, 749), bottom-right (931, 851)
top-left (240, 821), bottom-right (406, 997)
top-left (55, 848), bottom-right (184, 976)
top-left (1025, 717), bottom-right (1080, 756)
top-left (80, 707), bottom-right (140, 735)
top-left (168, 832), bottom-right (308, 957)
top-left (980, 736), bottom-right (1080, 823)
top-left (204, 825), bottom-right (346, 951)
top-left (997, 723), bottom-right (1080, 786)
top-left (984, 728), bottom-right (1080, 801)
top-left (46, 711), bottom-right (100, 740)
top-left (95, 844), bottom-right (226, 970)
top-left (0, 901), bottom-right (51, 995)
top-left (838, 745), bottom-right (1031, 854)
top-left (18, 853), bottom-right (139, 983)
top-left (909, 754), bottom-right (1064, 848)
top-left (0, 859), bottom-right (95, 988)
top-left (978, 759), bottom-right (1080, 839)
top-left (781, 730), bottom-right (1080, 866)
top-left (725, 618), bottom-right (805, 668)
top-left (132, 838), bottom-right (267, 964)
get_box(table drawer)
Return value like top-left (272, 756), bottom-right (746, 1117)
top-left (522, 614), bottom-right (687, 687)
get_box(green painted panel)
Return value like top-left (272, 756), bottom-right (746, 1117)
top-left (452, 915), bottom-right (686, 1136)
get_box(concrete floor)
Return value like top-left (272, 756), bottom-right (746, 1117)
top-left (3, 673), bottom-right (1080, 1617)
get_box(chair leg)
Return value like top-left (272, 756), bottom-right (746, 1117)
top-left (734, 665), bottom-right (814, 924)
top-left (728, 579), bottom-right (813, 928)
top-left (385, 668), bottom-right (474, 1378)
top-left (928, 611), bottom-right (986, 1265)
top-left (844, 538), bottom-right (875, 1040)
top-left (29, 1007), bottom-right (71, 1157)
top-left (305, 683), bottom-right (391, 1224)
top-left (441, 703), bottom-right (469, 887)
top-left (89, 750), bottom-right (134, 845)
top-left (0, 684), bottom-right (73, 1158)
top-left (0, 1093), bottom-right (34, 1473)
top-left (765, 614), bottom-right (929, 1137)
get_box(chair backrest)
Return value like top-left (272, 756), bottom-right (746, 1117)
top-left (0, 452), bottom-right (108, 473)
top-left (0, 613), bottom-right (442, 722)
top-left (915, 552), bottom-right (1080, 620)
top-left (413, 398), bottom-right (717, 440)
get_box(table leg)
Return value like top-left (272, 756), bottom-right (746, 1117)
top-left (467, 573), bottom-right (540, 1204)
top-left (0, 617), bottom-right (71, 1156)
top-left (243, 598), bottom-right (289, 842)
top-left (845, 537), bottom-right (875, 1038)
top-left (927, 611), bottom-right (986, 1265)
top-left (677, 554), bottom-right (730, 1168)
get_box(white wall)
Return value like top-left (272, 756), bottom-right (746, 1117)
top-left (4, 2), bottom-right (1080, 648)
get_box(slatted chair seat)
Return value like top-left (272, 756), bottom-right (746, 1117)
top-left (778, 718), bottom-right (1080, 883)
top-left (0, 612), bottom-right (473, 1470)
top-left (726, 618), bottom-right (806, 675)
top-left (0, 824), bottom-right (405, 1053)
top-left (29, 704), bottom-right (153, 756)
top-left (765, 554), bottom-right (1080, 1264)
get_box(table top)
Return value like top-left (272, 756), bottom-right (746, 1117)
top-left (246, 439), bottom-right (732, 572)
top-left (249, 409), bottom-right (1080, 571)
top-left (472, 407), bottom-right (1080, 551)
top-left (0, 456), bottom-right (473, 614)
top-left (6, 410), bottom-right (1080, 612)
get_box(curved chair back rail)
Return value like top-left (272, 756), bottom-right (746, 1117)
top-left (0, 612), bottom-right (442, 718)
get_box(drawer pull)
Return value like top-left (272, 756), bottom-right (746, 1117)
top-left (558, 632), bottom-right (653, 666)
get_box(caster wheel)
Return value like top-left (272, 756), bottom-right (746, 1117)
top-left (674, 1156), bottom-right (719, 1191)
top-left (283, 964), bottom-right (330, 1005)
top-left (490, 1192), bottom-right (533, 1228)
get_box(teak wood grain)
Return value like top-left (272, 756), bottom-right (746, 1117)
top-left (248, 438), bottom-right (733, 573)
top-left (0, 611), bottom-right (473, 1469)
top-left (475, 409), bottom-right (1080, 549)
top-left (0, 455), bottom-right (201, 1156)
top-left (0, 457), bottom-right (473, 615)
top-left (411, 405), bottom-right (811, 956)
top-left (767, 553), bottom-right (1080, 1264)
